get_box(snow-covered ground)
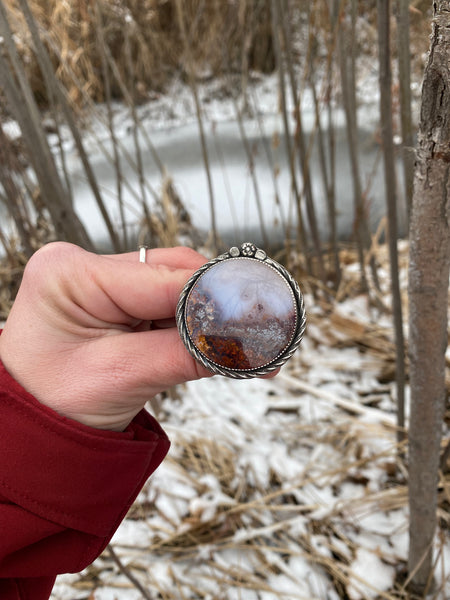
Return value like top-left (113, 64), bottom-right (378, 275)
top-left (51, 243), bottom-right (450, 600)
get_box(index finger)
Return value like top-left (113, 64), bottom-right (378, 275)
top-left (31, 243), bottom-right (207, 326)
top-left (87, 252), bottom-right (206, 324)
top-left (103, 246), bottom-right (208, 270)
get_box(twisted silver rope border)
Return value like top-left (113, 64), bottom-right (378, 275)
top-left (176, 243), bottom-right (306, 379)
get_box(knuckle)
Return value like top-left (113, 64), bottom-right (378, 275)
top-left (23, 242), bottom-right (83, 291)
top-left (174, 246), bottom-right (207, 264)
top-left (26, 242), bottom-right (74, 271)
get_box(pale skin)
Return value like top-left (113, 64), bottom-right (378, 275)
top-left (0, 242), bottom-right (213, 432)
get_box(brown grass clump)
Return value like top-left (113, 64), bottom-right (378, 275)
top-left (3, 0), bottom-right (275, 107)
top-left (0, 250), bottom-right (26, 321)
top-left (2, 0), bottom-right (432, 113)
top-left (138, 176), bottom-right (202, 250)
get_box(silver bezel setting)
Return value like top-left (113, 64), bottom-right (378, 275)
top-left (176, 243), bottom-right (306, 379)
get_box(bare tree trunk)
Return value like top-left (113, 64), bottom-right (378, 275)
top-left (0, 2), bottom-right (93, 250)
top-left (336, 0), bottom-right (374, 293)
top-left (95, 3), bottom-right (127, 250)
top-left (0, 126), bottom-right (35, 258)
top-left (395, 0), bottom-right (415, 220)
top-left (376, 0), bottom-right (406, 439)
top-left (15, 0), bottom-right (122, 253)
top-left (407, 1), bottom-right (450, 591)
top-left (174, 0), bottom-right (219, 253)
top-left (270, 0), bottom-right (310, 273)
top-left (311, 0), bottom-right (341, 287)
top-left (277, 0), bottom-right (326, 283)
top-left (232, 96), bottom-right (269, 249)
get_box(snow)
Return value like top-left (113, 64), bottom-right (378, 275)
top-left (347, 548), bottom-right (396, 599)
top-left (50, 283), bottom-right (450, 599)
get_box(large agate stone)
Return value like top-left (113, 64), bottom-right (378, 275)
top-left (185, 257), bottom-right (297, 371)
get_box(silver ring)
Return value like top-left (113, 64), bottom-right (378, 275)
top-left (139, 245), bottom-right (148, 263)
top-left (176, 242), bottom-right (306, 379)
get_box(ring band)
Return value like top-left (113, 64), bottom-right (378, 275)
top-left (139, 246), bottom-right (148, 264)
top-left (176, 242), bottom-right (306, 379)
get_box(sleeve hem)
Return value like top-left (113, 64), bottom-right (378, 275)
top-left (0, 360), bottom-right (170, 537)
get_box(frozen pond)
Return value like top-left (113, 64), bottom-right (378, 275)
top-left (1, 91), bottom-right (408, 251)
top-left (68, 106), bottom-right (408, 249)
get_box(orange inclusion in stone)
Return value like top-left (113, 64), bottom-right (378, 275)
top-left (185, 258), bottom-right (297, 370)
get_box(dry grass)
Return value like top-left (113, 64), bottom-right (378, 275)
top-left (0, 248), bottom-right (27, 321)
top-left (83, 416), bottom-right (449, 599)
top-left (3, 0), bottom-right (276, 108)
top-left (138, 176), bottom-right (203, 250)
top-left (2, 0), bottom-right (431, 111)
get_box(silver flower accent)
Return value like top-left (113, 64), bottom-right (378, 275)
top-left (241, 242), bottom-right (256, 257)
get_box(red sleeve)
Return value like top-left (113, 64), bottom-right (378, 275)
top-left (0, 358), bottom-right (170, 600)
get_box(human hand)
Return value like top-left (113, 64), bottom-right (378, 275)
top-left (0, 242), bottom-right (212, 431)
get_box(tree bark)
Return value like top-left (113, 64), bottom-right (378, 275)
top-left (396, 0), bottom-right (415, 220)
top-left (269, 0), bottom-right (310, 273)
top-left (407, 1), bottom-right (450, 591)
top-left (272, 0), bottom-right (326, 282)
top-left (174, 0), bottom-right (219, 253)
top-left (376, 0), bottom-right (406, 439)
top-left (336, 0), bottom-right (380, 294)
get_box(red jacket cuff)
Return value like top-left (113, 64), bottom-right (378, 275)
top-left (0, 360), bottom-right (170, 538)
